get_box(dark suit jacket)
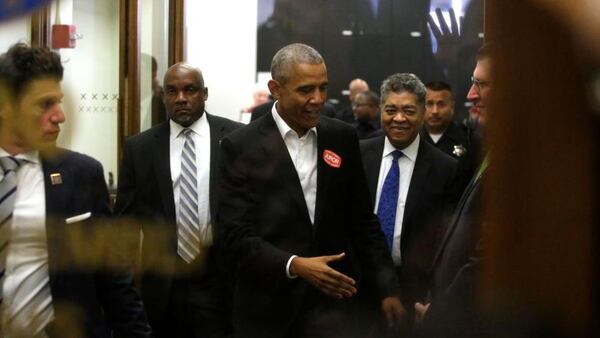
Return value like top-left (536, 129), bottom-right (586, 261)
top-left (42, 148), bottom-right (151, 338)
top-left (422, 169), bottom-right (485, 337)
top-left (113, 113), bottom-right (242, 336)
top-left (360, 136), bottom-right (460, 304)
top-left (217, 114), bottom-right (399, 337)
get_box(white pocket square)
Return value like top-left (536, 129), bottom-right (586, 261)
top-left (65, 212), bottom-right (92, 224)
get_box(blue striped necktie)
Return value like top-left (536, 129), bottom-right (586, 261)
top-left (0, 156), bottom-right (20, 303)
top-left (377, 150), bottom-right (402, 249)
top-left (178, 129), bottom-right (201, 263)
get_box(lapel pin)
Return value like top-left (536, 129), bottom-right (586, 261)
top-left (50, 173), bottom-right (63, 185)
top-left (452, 145), bottom-right (467, 157)
top-left (323, 149), bottom-right (342, 168)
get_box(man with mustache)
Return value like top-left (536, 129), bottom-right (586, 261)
top-left (115, 63), bottom-right (242, 337)
top-left (359, 73), bottom-right (460, 334)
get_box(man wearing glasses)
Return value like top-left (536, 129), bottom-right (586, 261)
top-left (414, 43), bottom-right (493, 337)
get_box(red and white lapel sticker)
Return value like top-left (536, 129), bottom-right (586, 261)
top-left (323, 150), bottom-right (342, 168)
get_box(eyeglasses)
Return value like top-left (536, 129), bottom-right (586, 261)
top-left (470, 76), bottom-right (491, 91)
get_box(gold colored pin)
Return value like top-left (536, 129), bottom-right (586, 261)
top-left (50, 173), bottom-right (63, 185)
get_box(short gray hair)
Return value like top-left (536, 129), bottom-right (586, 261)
top-left (270, 43), bottom-right (324, 83)
top-left (380, 73), bottom-right (426, 107)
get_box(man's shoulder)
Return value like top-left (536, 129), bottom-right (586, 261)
top-left (419, 139), bottom-right (458, 169)
top-left (359, 134), bottom-right (384, 153)
top-left (125, 122), bottom-right (168, 147)
top-left (206, 112), bottom-right (244, 131)
top-left (42, 148), bottom-right (104, 178)
top-left (443, 121), bottom-right (470, 143)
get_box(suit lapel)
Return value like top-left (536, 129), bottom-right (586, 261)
top-left (206, 113), bottom-right (228, 223)
top-left (363, 136), bottom-right (385, 204)
top-left (153, 123), bottom-right (176, 222)
top-left (259, 114), bottom-right (312, 226)
top-left (41, 151), bottom-right (70, 220)
top-left (314, 122), bottom-right (331, 227)
top-left (40, 150), bottom-right (70, 288)
top-left (432, 172), bottom-right (482, 266)
top-left (402, 139), bottom-right (431, 234)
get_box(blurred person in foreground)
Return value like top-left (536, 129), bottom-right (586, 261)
top-left (0, 43), bottom-right (151, 337)
top-left (414, 43), bottom-right (493, 338)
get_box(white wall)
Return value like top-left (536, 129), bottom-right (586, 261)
top-left (0, 15), bottom-right (31, 52)
top-left (186, 0), bottom-right (258, 122)
top-left (53, 0), bottom-right (120, 185)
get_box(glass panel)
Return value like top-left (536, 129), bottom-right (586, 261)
top-left (140, 0), bottom-right (170, 131)
top-left (51, 0), bottom-right (120, 190)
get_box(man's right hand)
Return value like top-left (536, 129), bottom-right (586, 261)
top-left (289, 253), bottom-right (357, 299)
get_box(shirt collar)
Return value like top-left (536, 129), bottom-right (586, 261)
top-left (271, 101), bottom-right (318, 139)
top-left (0, 147), bottom-right (40, 165)
top-left (169, 112), bottom-right (209, 138)
top-left (383, 134), bottom-right (420, 162)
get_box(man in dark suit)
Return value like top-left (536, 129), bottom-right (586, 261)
top-left (0, 43), bottom-right (151, 337)
top-left (420, 81), bottom-right (481, 189)
top-left (360, 73), bottom-right (460, 331)
top-left (351, 90), bottom-right (381, 139)
top-left (217, 43), bottom-right (404, 338)
top-left (334, 78), bottom-right (370, 124)
top-left (114, 63), bottom-right (242, 337)
top-left (414, 43), bottom-right (492, 338)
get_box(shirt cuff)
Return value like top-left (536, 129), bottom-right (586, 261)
top-left (285, 255), bottom-right (298, 279)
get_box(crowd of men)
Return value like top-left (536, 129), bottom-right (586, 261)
top-left (0, 41), bottom-right (492, 337)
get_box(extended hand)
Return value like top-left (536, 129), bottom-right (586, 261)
top-left (381, 296), bottom-right (406, 328)
top-left (414, 302), bottom-right (431, 325)
top-left (427, 7), bottom-right (462, 69)
top-left (289, 253), bottom-right (357, 299)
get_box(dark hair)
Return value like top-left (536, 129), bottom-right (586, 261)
top-left (476, 42), bottom-right (494, 61)
top-left (425, 81), bottom-right (453, 93)
top-left (354, 90), bottom-right (379, 106)
top-left (0, 43), bottom-right (63, 98)
top-left (380, 73), bottom-right (426, 106)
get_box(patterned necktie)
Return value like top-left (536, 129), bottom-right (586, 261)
top-left (0, 157), bottom-right (20, 303)
top-left (377, 150), bottom-right (402, 249)
top-left (178, 129), bottom-right (201, 263)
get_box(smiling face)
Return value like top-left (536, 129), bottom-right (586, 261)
top-left (268, 62), bottom-right (328, 136)
top-left (381, 91), bottom-right (424, 149)
top-left (163, 64), bottom-right (208, 127)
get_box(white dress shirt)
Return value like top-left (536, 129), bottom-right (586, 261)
top-left (428, 132), bottom-right (443, 144)
top-left (0, 148), bottom-right (54, 335)
top-left (170, 113), bottom-right (212, 247)
top-left (271, 104), bottom-right (318, 224)
top-left (374, 135), bottom-right (420, 265)
top-left (271, 103), bottom-right (318, 278)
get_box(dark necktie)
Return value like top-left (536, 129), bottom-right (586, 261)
top-left (377, 150), bottom-right (402, 249)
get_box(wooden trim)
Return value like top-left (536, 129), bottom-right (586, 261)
top-left (168, 0), bottom-right (185, 65)
top-left (30, 5), bottom-right (51, 47)
top-left (118, 0), bottom-right (141, 161)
